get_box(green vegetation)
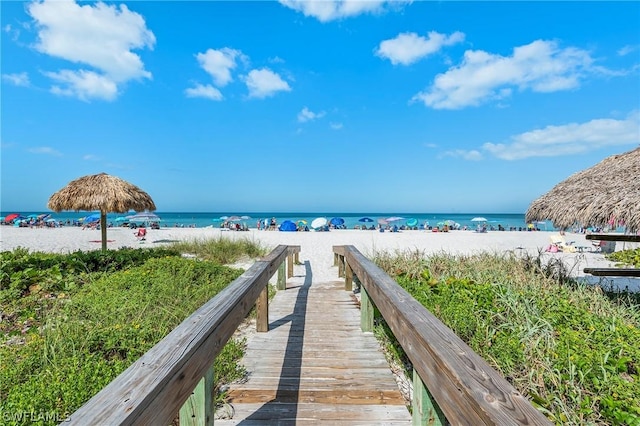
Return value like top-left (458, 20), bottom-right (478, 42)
top-left (169, 236), bottom-right (268, 264)
top-left (374, 250), bottom-right (640, 426)
top-left (0, 239), bottom-right (267, 425)
top-left (607, 248), bottom-right (640, 268)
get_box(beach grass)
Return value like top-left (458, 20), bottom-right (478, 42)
top-left (373, 250), bottom-right (640, 425)
top-left (0, 238), bottom-right (266, 425)
top-left (168, 235), bottom-right (269, 264)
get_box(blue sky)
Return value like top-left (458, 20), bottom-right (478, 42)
top-left (2, 1), bottom-right (639, 213)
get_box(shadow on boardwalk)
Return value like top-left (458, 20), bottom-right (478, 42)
top-left (219, 260), bottom-right (411, 425)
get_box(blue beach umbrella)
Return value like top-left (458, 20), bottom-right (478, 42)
top-left (358, 217), bottom-right (374, 223)
top-left (83, 213), bottom-right (101, 223)
top-left (406, 218), bottom-right (418, 227)
top-left (330, 217), bottom-right (345, 226)
top-left (279, 220), bottom-right (297, 232)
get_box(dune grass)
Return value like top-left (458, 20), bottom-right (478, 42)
top-left (373, 249), bottom-right (640, 425)
top-left (169, 235), bottom-right (269, 264)
top-left (0, 237), bottom-right (267, 425)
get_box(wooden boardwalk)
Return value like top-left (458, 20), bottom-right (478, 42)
top-left (216, 261), bottom-right (411, 425)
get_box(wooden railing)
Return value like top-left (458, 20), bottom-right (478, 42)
top-left (333, 245), bottom-right (551, 426)
top-left (62, 245), bottom-right (300, 425)
top-left (584, 233), bottom-right (640, 277)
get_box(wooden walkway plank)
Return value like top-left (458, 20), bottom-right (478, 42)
top-left (216, 260), bottom-right (411, 424)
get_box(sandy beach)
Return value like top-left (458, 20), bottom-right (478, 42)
top-left (3, 225), bottom-right (639, 291)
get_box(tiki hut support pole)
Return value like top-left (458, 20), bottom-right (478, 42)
top-left (100, 211), bottom-right (107, 251)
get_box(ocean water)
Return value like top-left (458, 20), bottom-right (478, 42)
top-left (1, 211), bottom-right (549, 231)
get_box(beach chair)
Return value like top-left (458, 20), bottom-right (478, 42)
top-left (135, 227), bottom-right (147, 242)
top-left (549, 235), bottom-right (576, 253)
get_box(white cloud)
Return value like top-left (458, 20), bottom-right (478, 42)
top-left (196, 48), bottom-right (245, 87)
top-left (483, 111), bottom-right (640, 160)
top-left (45, 69), bottom-right (118, 101)
top-left (298, 106), bottom-right (325, 122)
top-left (330, 122), bottom-right (343, 130)
top-left (4, 23), bottom-right (21, 41)
top-left (2, 72), bottom-right (30, 86)
top-left (376, 31), bottom-right (465, 66)
top-left (413, 40), bottom-right (595, 109)
top-left (244, 68), bottom-right (291, 99)
top-left (83, 154), bottom-right (100, 161)
top-left (27, 0), bottom-right (155, 101)
top-left (442, 149), bottom-right (483, 161)
top-left (618, 44), bottom-right (639, 56)
top-left (28, 146), bottom-right (62, 156)
top-left (279, 0), bottom-right (407, 22)
top-left (185, 83), bottom-right (223, 101)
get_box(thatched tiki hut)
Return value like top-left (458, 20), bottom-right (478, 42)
top-left (48, 173), bottom-right (156, 251)
top-left (526, 147), bottom-right (640, 233)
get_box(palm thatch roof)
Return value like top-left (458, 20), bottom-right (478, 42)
top-left (526, 147), bottom-right (640, 232)
top-left (48, 173), bottom-right (156, 213)
top-left (48, 173), bottom-right (156, 250)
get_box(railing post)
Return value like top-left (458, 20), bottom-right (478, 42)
top-left (345, 261), bottom-right (353, 291)
top-left (412, 369), bottom-right (446, 426)
top-left (333, 252), bottom-right (339, 266)
top-left (360, 285), bottom-right (373, 332)
top-left (287, 254), bottom-right (294, 278)
top-left (256, 285), bottom-right (269, 332)
top-left (294, 252), bottom-right (299, 265)
top-left (179, 364), bottom-right (214, 426)
top-left (277, 261), bottom-right (286, 290)
top-left (338, 255), bottom-right (345, 277)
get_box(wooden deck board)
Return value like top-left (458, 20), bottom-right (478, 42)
top-left (220, 267), bottom-right (411, 424)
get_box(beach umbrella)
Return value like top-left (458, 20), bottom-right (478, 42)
top-left (311, 217), bottom-right (327, 229)
top-left (48, 172), bottom-right (156, 251)
top-left (329, 217), bottom-right (345, 226)
top-left (279, 220), bottom-right (297, 232)
top-left (127, 212), bottom-right (162, 223)
top-left (4, 213), bottom-right (20, 223)
top-left (358, 217), bottom-right (374, 223)
top-left (297, 219), bottom-right (307, 227)
top-left (406, 218), bottom-right (418, 227)
top-left (471, 217), bottom-right (488, 222)
top-left (386, 216), bottom-right (404, 223)
top-left (377, 218), bottom-right (388, 226)
top-left (526, 147), bottom-right (640, 232)
top-left (83, 213), bottom-right (101, 223)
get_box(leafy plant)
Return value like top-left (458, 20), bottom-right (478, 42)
top-left (373, 250), bottom-right (640, 425)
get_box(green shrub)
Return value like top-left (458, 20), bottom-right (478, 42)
top-left (607, 248), bottom-right (640, 267)
top-left (0, 256), bottom-right (246, 425)
top-left (0, 247), bottom-right (180, 302)
top-left (375, 251), bottom-right (640, 425)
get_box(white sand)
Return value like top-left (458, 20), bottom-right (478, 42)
top-left (3, 225), bottom-right (633, 287)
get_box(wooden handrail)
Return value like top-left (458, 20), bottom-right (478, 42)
top-left (63, 245), bottom-right (299, 425)
top-left (583, 267), bottom-right (640, 277)
top-left (586, 234), bottom-right (640, 242)
top-left (333, 245), bottom-right (550, 425)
